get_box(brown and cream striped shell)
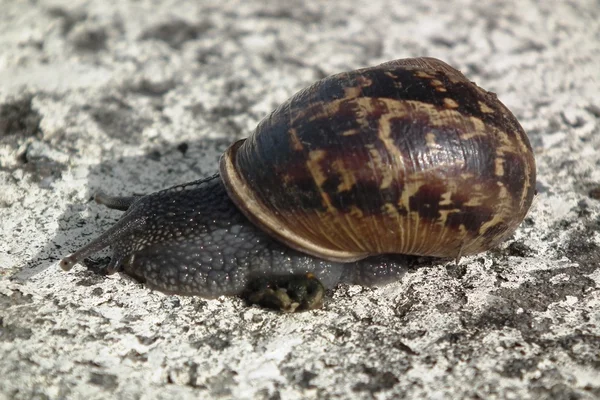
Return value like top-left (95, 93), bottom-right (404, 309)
top-left (220, 57), bottom-right (536, 263)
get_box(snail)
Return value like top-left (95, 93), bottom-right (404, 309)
top-left (60, 57), bottom-right (536, 312)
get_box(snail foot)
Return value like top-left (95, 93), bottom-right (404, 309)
top-left (244, 273), bottom-right (325, 312)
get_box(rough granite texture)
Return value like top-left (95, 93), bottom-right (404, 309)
top-left (1, 0), bottom-right (599, 399)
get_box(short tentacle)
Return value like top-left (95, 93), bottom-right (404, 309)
top-left (95, 191), bottom-right (141, 211)
top-left (105, 252), bottom-right (128, 274)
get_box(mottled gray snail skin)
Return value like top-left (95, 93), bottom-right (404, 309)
top-left (61, 57), bottom-right (536, 311)
top-left (60, 174), bottom-right (410, 311)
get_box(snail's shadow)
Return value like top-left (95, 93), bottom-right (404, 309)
top-left (15, 136), bottom-right (441, 289)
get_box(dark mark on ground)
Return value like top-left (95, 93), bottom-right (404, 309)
top-left (542, 334), bottom-right (600, 368)
top-left (47, 7), bottom-right (87, 36)
top-left (352, 364), bottom-right (400, 394)
top-left (71, 27), bottom-right (108, 52)
top-left (588, 186), bottom-right (600, 200)
top-left (500, 357), bottom-right (541, 379)
top-left (0, 95), bottom-right (42, 137)
top-left (584, 104), bottom-right (600, 118)
top-left (190, 331), bottom-right (232, 351)
top-left (125, 79), bottom-right (177, 97)
top-left (88, 97), bottom-right (152, 144)
top-left (16, 146), bottom-right (66, 189)
top-left (253, 8), bottom-right (324, 24)
top-left (494, 269), bottom-right (594, 312)
top-left (88, 372), bottom-right (118, 390)
top-left (0, 319), bottom-right (33, 342)
top-left (0, 289), bottom-right (33, 308)
top-left (140, 19), bottom-right (213, 49)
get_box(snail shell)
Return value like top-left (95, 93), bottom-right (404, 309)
top-left (220, 57), bottom-right (536, 262)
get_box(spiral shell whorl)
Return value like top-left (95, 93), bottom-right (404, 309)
top-left (220, 57), bottom-right (536, 262)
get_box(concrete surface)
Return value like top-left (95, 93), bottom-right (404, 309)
top-left (1, 0), bottom-right (599, 399)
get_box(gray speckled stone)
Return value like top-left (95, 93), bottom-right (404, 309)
top-left (1, 0), bottom-right (599, 399)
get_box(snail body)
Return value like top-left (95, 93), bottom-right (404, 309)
top-left (60, 57), bottom-right (536, 310)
